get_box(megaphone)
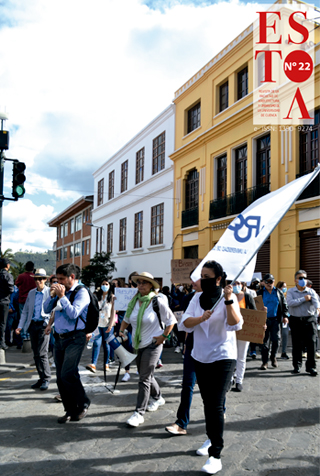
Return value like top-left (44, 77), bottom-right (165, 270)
top-left (106, 334), bottom-right (136, 369)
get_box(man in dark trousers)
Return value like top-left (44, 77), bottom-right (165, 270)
top-left (258, 273), bottom-right (289, 370)
top-left (15, 261), bottom-right (37, 334)
top-left (0, 258), bottom-right (14, 350)
top-left (44, 264), bottom-right (91, 423)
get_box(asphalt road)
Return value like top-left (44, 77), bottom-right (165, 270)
top-left (0, 343), bottom-right (319, 476)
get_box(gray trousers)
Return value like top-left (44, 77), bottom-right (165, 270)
top-left (135, 342), bottom-right (163, 415)
top-left (29, 321), bottom-right (51, 382)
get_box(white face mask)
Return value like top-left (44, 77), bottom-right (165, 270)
top-left (179, 286), bottom-right (184, 292)
top-left (101, 285), bottom-right (109, 293)
top-left (233, 285), bottom-right (242, 295)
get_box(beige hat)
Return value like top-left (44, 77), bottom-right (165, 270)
top-left (131, 272), bottom-right (160, 290)
top-left (32, 268), bottom-right (49, 279)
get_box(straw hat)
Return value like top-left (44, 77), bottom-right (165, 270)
top-left (31, 268), bottom-right (50, 279)
top-left (131, 272), bottom-right (160, 290)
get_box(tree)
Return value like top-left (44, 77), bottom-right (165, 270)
top-left (81, 252), bottom-right (116, 289)
top-left (10, 261), bottom-right (25, 281)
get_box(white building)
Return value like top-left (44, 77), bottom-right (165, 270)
top-left (91, 104), bottom-right (175, 288)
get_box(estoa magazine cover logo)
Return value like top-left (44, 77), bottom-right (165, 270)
top-left (253, 3), bottom-right (316, 125)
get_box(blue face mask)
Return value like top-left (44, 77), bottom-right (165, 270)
top-left (101, 285), bottom-right (109, 293)
top-left (233, 285), bottom-right (242, 295)
top-left (298, 278), bottom-right (306, 288)
top-left (282, 287), bottom-right (287, 294)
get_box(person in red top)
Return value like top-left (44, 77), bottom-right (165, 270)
top-left (15, 261), bottom-right (36, 316)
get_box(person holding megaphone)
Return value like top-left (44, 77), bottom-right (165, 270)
top-left (119, 272), bottom-right (176, 428)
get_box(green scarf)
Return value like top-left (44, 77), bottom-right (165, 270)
top-left (126, 291), bottom-right (156, 350)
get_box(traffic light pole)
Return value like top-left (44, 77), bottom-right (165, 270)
top-left (0, 149), bottom-right (4, 256)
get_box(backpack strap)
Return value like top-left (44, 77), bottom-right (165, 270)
top-left (70, 285), bottom-right (86, 332)
top-left (152, 296), bottom-right (164, 330)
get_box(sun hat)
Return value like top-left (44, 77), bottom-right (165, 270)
top-left (32, 268), bottom-right (50, 279)
top-left (131, 272), bottom-right (160, 290)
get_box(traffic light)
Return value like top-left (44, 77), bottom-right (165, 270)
top-left (12, 161), bottom-right (26, 199)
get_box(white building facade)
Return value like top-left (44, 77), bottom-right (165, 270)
top-left (92, 104), bottom-right (175, 288)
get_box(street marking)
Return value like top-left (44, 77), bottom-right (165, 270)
top-left (0, 369), bottom-right (36, 381)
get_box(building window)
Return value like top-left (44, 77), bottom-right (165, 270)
top-left (70, 218), bottom-right (74, 234)
top-left (152, 132), bottom-right (166, 174)
top-left (56, 250), bottom-right (60, 261)
top-left (237, 66), bottom-right (248, 100)
top-left (187, 103), bottom-right (200, 134)
top-left (69, 245), bottom-right (74, 258)
top-left (119, 218), bottom-right (127, 251)
top-left (74, 243), bottom-right (81, 257)
top-left (299, 109), bottom-right (319, 173)
top-left (107, 223), bottom-right (113, 253)
top-left (256, 134), bottom-right (271, 186)
top-left (235, 145), bottom-right (247, 192)
top-left (82, 241), bottom-right (85, 256)
top-left (64, 222), bottom-right (68, 237)
top-left (134, 211), bottom-right (143, 249)
top-left (108, 170), bottom-right (115, 200)
top-left (136, 148), bottom-right (144, 184)
top-left (86, 240), bottom-right (90, 255)
top-left (121, 161), bottom-right (128, 193)
top-left (185, 169), bottom-right (199, 210)
top-left (219, 81), bottom-right (228, 112)
top-left (217, 155), bottom-right (227, 198)
top-left (60, 225), bottom-right (64, 239)
top-left (97, 178), bottom-right (104, 206)
top-left (63, 247), bottom-right (67, 260)
top-left (151, 203), bottom-right (164, 246)
top-left (75, 214), bottom-right (82, 232)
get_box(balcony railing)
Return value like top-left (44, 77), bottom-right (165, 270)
top-left (209, 184), bottom-right (270, 221)
top-left (296, 170), bottom-right (320, 200)
top-left (182, 206), bottom-right (199, 228)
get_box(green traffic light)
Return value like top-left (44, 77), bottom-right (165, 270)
top-left (15, 185), bottom-right (25, 197)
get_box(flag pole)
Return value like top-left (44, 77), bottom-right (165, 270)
top-left (210, 163), bottom-right (320, 312)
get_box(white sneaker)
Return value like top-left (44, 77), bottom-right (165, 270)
top-left (122, 372), bottom-right (131, 382)
top-left (147, 396), bottom-right (165, 412)
top-left (201, 457), bottom-right (222, 474)
top-left (196, 439), bottom-right (211, 456)
top-left (126, 411), bottom-right (144, 427)
top-left (174, 346), bottom-right (181, 353)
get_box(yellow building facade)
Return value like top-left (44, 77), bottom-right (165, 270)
top-left (171, 20), bottom-right (320, 293)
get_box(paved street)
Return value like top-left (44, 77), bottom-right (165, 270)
top-left (0, 342), bottom-right (319, 476)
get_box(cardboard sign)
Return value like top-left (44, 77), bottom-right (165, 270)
top-left (254, 295), bottom-right (265, 311)
top-left (236, 308), bottom-right (267, 344)
top-left (114, 288), bottom-right (137, 311)
top-left (171, 259), bottom-right (201, 284)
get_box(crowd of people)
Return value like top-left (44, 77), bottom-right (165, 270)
top-left (0, 257), bottom-right (319, 475)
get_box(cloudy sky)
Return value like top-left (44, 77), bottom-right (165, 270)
top-left (0, 0), bottom-right (265, 253)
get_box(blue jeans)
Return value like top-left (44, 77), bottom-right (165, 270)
top-left (176, 345), bottom-right (197, 429)
top-left (92, 327), bottom-right (114, 366)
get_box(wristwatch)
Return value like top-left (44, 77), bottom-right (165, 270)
top-left (224, 299), bottom-right (234, 305)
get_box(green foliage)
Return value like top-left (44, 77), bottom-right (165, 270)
top-left (81, 252), bottom-right (116, 289)
top-left (10, 262), bottom-right (25, 281)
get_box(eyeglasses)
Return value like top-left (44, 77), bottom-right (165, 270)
top-left (51, 281), bottom-right (58, 284)
top-left (34, 277), bottom-right (46, 281)
top-left (265, 280), bottom-right (274, 284)
top-left (136, 280), bottom-right (149, 286)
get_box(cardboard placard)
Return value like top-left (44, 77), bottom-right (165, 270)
top-left (236, 308), bottom-right (267, 344)
top-left (254, 295), bottom-right (265, 311)
top-left (171, 259), bottom-right (201, 284)
top-left (114, 288), bottom-right (137, 311)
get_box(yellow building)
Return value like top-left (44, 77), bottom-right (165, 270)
top-left (171, 13), bottom-right (320, 293)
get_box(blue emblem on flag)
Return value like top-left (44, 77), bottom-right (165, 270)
top-left (228, 214), bottom-right (262, 243)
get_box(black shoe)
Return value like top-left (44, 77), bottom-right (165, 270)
top-left (292, 367), bottom-right (300, 374)
top-left (57, 413), bottom-right (72, 424)
top-left (40, 381), bottom-right (50, 391)
top-left (0, 344), bottom-right (8, 350)
top-left (234, 383), bottom-right (243, 392)
top-left (281, 353), bottom-right (289, 359)
top-left (31, 380), bottom-right (42, 389)
top-left (306, 368), bottom-right (318, 376)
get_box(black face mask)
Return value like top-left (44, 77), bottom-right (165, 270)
top-left (200, 278), bottom-right (222, 311)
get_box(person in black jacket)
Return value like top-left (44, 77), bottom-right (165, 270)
top-left (258, 273), bottom-right (289, 370)
top-left (0, 258), bottom-right (14, 350)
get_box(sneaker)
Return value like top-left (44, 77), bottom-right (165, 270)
top-left (165, 423), bottom-right (187, 435)
top-left (281, 353), bottom-right (290, 359)
top-left (306, 368), bottom-right (318, 376)
top-left (250, 351), bottom-right (257, 359)
top-left (174, 346), bottom-right (181, 353)
top-left (126, 411), bottom-right (144, 427)
top-left (156, 359), bottom-right (163, 369)
top-left (31, 380), bottom-right (42, 389)
top-left (234, 383), bottom-right (243, 392)
top-left (122, 372), bottom-right (131, 382)
top-left (40, 381), bottom-right (50, 391)
top-left (201, 457), bottom-right (222, 474)
top-left (105, 365), bottom-right (111, 372)
top-left (302, 352), bottom-right (307, 358)
top-left (196, 439), bottom-right (211, 456)
top-left (315, 352), bottom-right (320, 359)
top-left (260, 363), bottom-right (268, 370)
top-left (147, 396), bottom-right (165, 412)
top-left (271, 358), bottom-right (278, 368)
top-left (86, 364), bottom-right (96, 373)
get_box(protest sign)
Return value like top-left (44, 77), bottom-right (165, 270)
top-left (171, 259), bottom-right (201, 284)
top-left (236, 308), bottom-right (267, 344)
top-left (114, 288), bottom-right (137, 311)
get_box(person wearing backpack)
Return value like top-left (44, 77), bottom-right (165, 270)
top-left (44, 264), bottom-right (92, 424)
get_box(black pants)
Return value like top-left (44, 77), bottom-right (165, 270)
top-left (261, 318), bottom-right (280, 363)
top-left (29, 321), bottom-right (51, 382)
top-left (289, 316), bottom-right (317, 371)
top-left (54, 331), bottom-right (90, 416)
top-left (194, 358), bottom-right (236, 459)
top-left (0, 303), bottom-right (9, 349)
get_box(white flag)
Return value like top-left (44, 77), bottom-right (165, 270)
top-left (192, 165), bottom-right (320, 283)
